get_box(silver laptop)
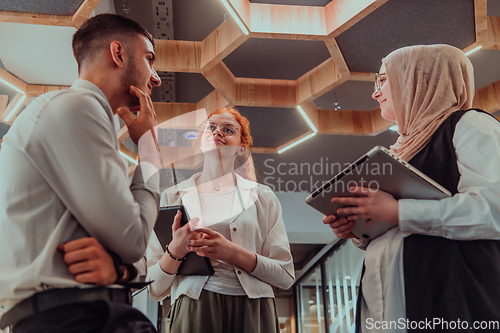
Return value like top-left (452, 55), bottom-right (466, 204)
top-left (305, 146), bottom-right (451, 241)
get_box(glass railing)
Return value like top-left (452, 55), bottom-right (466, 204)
top-left (296, 240), bottom-right (365, 333)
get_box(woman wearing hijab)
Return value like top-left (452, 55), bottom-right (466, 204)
top-left (146, 107), bottom-right (294, 333)
top-left (324, 44), bottom-right (500, 332)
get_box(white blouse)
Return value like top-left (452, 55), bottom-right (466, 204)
top-left (198, 189), bottom-right (247, 296)
top-left (357, 111), bottom-right (500, 332)
top-left (146, 173), bottom-right (295, 305)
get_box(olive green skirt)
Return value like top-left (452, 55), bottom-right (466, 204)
top-left (168, 290), bottom-right (279, 333)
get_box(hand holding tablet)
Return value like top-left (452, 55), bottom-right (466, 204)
top-left (307, 146), bottom-right (451, 241)
top-left (154, 205), bottom-right (214, 275)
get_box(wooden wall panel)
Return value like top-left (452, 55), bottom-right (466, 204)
top-left (0, 10), bottom-right (73, 26)
top-left (234, 78), bottom-right (296, 107)
top-left (127, 164), bottom-right (137, 177)
top-left (2, 93), bottom-right (25, 125)
top-left (317, 109), bottom-right (373, 134)
top-left (296, 58), bottom-right (344, 104)
top-left (154, 40), bottom-right (202, 72)
top-left (202, 62), bottom-right (237, 104)
top-left (228, 0), bottom-right (251, 26)
top-left (325, 0), bottom-right (388, 37)
top-left (300, 105), bottom-right (390, 135)
top-left (249, 32), bottom-right (327, 41)
top-left (116, 126), bottom-right (129, 144)
top-left (153, 102), bottom-right (200, 126)
top-left (324, 38), bottom-right (350, 77)
top-left (299, 101), bottom-right (320, 131)
top-left (71, 0), bottom-right (101, 28)
top-left (0, 68), bottom-right (28, 93)
top-left (0, 0), bottom-right (490, 152)
top-left (27, 85), bottom-right (68, 97)
top-left (250, 147), bottom-right (278, 154)
top-left (486, 16), bottom-right (500, 50)
top-left (348, 72), bottom-right (375, 82)
top-left (0, 0), bottom-right (99, 27)
top-left (119, 143), bottom-right (138, 162)
top-left (201, 19), bottom-right (248, 70)
top-left (196, 90), bottom-right (229, 115)
top-left (472, 79), bottom-right (500, 113)
top-left (475, 0), bottom-right (488, 45)
top-left (0, 95), bottom-right (8, 115)
top-left (249, 3), bottom-right (326, 36)
top-left (369, 107), bottom-right (393, 134)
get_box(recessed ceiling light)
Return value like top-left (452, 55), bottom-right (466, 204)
top-left (297, 105), bottom-right (318, 133)
top-left (278, 132), bottom-right (316, 154)
top-left (3, 94), bottom-right (27, 123)
top-left (119, 151), bottom-right (138, 165)
top-left (0, 77), bottom-right (25, 95)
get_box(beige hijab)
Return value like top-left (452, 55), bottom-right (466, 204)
top-left (383, 44), bottom-right (475, 161)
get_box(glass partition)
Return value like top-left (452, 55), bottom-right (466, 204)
top-left (296, 241), bottom-right (365, 333)
top-left (324, 241), bottom-right (364, 333)
top-left (297, 265), bottom-right (326, 333)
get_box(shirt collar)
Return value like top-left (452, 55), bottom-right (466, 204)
top-left (71, 79), bottom-right (114, 122)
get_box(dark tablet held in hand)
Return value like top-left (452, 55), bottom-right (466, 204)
top-left (154, 205), bottom-right (214, 276)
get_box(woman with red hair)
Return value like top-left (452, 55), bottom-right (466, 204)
top-left (146, 107), bottom-right (295, 333)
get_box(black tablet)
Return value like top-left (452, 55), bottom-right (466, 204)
top-left (153, 205), bottom-right (214, 276)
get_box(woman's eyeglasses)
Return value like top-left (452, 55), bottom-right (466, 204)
top-left (202, 122), bottom-right (240, 136)
top-left (374, 72), bottom-right (386, 92)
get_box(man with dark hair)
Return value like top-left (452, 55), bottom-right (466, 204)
top-left (72, 13), bottom-right (156, 74)
top-left (0, 13), bottom-right (162, 332)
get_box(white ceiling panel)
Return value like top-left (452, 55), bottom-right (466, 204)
top-left (0, 22), bottom-right (78, 86)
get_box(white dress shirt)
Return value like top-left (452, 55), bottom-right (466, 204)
top-left (0, 79), bottom-right (160, 310)
top-left (358, 111), bottom-right (500, 332)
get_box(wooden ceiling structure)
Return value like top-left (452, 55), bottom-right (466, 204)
top-left (1, 0), bottom-right (500, 161)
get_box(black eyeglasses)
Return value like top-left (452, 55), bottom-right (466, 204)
top-left (374, 72), bottom-right (386, 92)
top-left (202, 121), bottom-right (240, 136)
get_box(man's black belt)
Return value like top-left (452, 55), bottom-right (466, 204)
top-left (0, 287), bottom-right (132, 329)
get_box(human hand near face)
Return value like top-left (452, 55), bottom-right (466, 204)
top-left (323, 215), bottom-right (357, 239)
top-left (58, 237), bottom-right (117, 285)
top-left (117, 85), bottom-right (157, 146)
top-left (333, 186), bottom-right (399, 226)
